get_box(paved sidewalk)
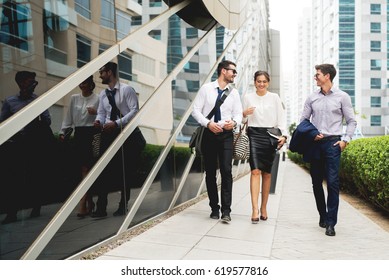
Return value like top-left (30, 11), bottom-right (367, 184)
top-left (97, 158), bottom-right (389, 260)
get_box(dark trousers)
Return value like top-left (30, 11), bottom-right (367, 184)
top-left (202, 129), bottom-right (233, 214)
top-left (309, 139), bottom-right (341, 226)
top-left (95, 127), bottom-right (145, 212)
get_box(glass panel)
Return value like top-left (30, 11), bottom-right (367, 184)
top-left (370, 59), bottom-right (381, 70)
top-left (370, 22), bottom-right (381, 33)
top-left (75, 0), bottom-right (91, 19)
top-left (371, 115), bottom-right (381, 126)
top-left (150, 0), bottom-right (162, 8)
top-left (116, 10), bottom-right (132, 40)
top-left (100, 0), bottom-right (115, 29)
top-left (371, 78), bottom-right (381, 89)
top-left (370, 41), bottom-right (381, 52)
top-left (371, 96), bottom-right (381, 107)
top-left (0, 0), bottom-right (258, 260)
top-left (0, 0), bottom-right (117, 259)
top-left (0, 1), bottom-right (32, 51)
top-left (370, 4), bottom-right (381, 15)
top-left (76, 34), bottom-right (92, 68)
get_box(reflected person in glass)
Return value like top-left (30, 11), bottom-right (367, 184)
top-left (92, 62), bottom-right (146, 218)
top-left (59, 75), bottom-right (99, 217)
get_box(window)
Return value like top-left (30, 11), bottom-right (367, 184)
top-left (371, 97), bottom-right (381, 107)
top-left (370, 4), bottom-right (381, 14)
top-left (0, 1), bottom-right (32, 51)
top-left (76, 34), bottom-right (91, 68)
top-left (148, 30), bottom-right (161, 40)
top-left (370, 22), bottom-right (381, 33)
top-left (370, 59), bottom-right (381, 70)
top-left (75, 0), bottom-right (91, 19)
top-left (370, 41), bottom-right (381, 52)
top-left (370, 78), bottom-right (381, 89)
top-left (100, 0), bottom-right (115, 29)
top-left (186, 28), bottom-right (198, 39)
top-left (116, 10), bottom-right (132, 40)
top-left (370, 115), bottom-right (381, 126)
top-left (99, 43), bottom-right (109, 54)
top-left (118, 52), bottom-right (133, 81)
top-left (131, 16), bottom-right (142, 26)
top-left (43, 4), bottom-right (70, 64)
top-left (149, 0), bottom-right (162, 7)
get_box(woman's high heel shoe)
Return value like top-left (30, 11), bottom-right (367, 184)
top-left (251, 210), bottom-right (259, 224)
top-left (260, 216), bottom-right (268, 221)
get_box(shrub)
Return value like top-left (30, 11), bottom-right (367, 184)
top-left (340, 136), bottom-right (389, 212)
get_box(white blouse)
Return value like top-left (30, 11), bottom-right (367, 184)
top-left (242, 91), bottom-right (287, 135)
top-left (60, 93), bottom-right (100, 134)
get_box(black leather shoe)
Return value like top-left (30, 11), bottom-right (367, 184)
top-left (221, 213), bottom-right (231, 223)
top-left (113, 208), bottom-right (127, 216)
top-left (30, 207), bottom-right (41, 218)
top-left (319, 217), bottom-right (326, 228)
top-left (1, 214), bottom-right (17, 225)
top-left (325, 225), bottom-right (336, 236)
top-left (91, 210), bottom-right (107, 218)
top-left (210, 211), bottom-right (219, 219)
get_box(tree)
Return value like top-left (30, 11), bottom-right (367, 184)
top-left (288, 122), bottom-right (297, 136)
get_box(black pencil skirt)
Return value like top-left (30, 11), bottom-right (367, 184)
top-left (247, 127), bottom-right (276, 173)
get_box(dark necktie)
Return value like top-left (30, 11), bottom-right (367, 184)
top-left (106, 88), bottom-right (119, 121)
top-left (214, 87), bottom-right (225, 122)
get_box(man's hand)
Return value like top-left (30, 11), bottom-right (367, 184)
top-left (93, 120), bottom-right (102, 129)
top-left (314, 133), bottom-right (324, 141)
top-left (223, 120), bottom-right (235, 131)
top-left (334, 140), bottom-right (347, 152)
top-left (103, 121), bottom-right (117, 133)
top-left (207, 121), bottom-right (223, 134)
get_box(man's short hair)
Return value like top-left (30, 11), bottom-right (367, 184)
top-left (217, 60), bottom-right (236, 77)
top-left (100, 61), bottom-right (118, 78)
top-left (315, 64), bottom-right (336, 82)
top-left (15, 71), bottom-right (36, 86)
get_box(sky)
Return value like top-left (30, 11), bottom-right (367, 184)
top-left (268, 0), bottom-right (312, 71)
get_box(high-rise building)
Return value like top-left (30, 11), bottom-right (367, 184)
top-left (311, 0), bottom-right (388, 136)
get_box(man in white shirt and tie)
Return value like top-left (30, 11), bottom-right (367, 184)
top-left (92, 62), bottom-right (145, 218)
top-left (192, 60), bottom-right (243, 223)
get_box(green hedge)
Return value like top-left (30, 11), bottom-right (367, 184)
top-left (340, 136), bottom-right (389, 212)
top-left (287, 136), bottom-right (389, 213)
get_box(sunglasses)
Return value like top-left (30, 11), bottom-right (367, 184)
top-left (224, 68), bottom-right (238, 75)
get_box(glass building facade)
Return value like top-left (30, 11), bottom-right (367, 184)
top-left (0, 0), bottom-right (272, 259)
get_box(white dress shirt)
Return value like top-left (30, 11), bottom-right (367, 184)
top-left (192, 80), bottom-right (243, 127)
top-left (95, 82), bottom-right (139, 127)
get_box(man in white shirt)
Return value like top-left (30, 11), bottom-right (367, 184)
top-left (92, 62), bottom-right (146, 218)
top-left (192, 60), bottom-right (243, 223)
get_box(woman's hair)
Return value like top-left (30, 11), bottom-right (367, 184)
top-left (81, 75), bottom-right (95, 90)
top-left (254, 70), bottom-right (270, 82)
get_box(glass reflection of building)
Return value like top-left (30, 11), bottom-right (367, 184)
top-left (0, 0), bottom-right (273, 259)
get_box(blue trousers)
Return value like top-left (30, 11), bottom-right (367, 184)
top-left (309, 139), bottom-right (341, 226)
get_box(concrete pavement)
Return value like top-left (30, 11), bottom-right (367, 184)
top-left (97, 157), bottom-right (389, 260)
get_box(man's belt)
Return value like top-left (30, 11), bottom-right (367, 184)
top-left (320, 135), bottom-right (341, 142)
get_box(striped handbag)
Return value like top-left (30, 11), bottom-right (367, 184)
top-left (233, 122), bottom-right (250, 161)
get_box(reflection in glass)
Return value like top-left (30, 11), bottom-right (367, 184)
top-left (0, 1), bottom-right (31, 51)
